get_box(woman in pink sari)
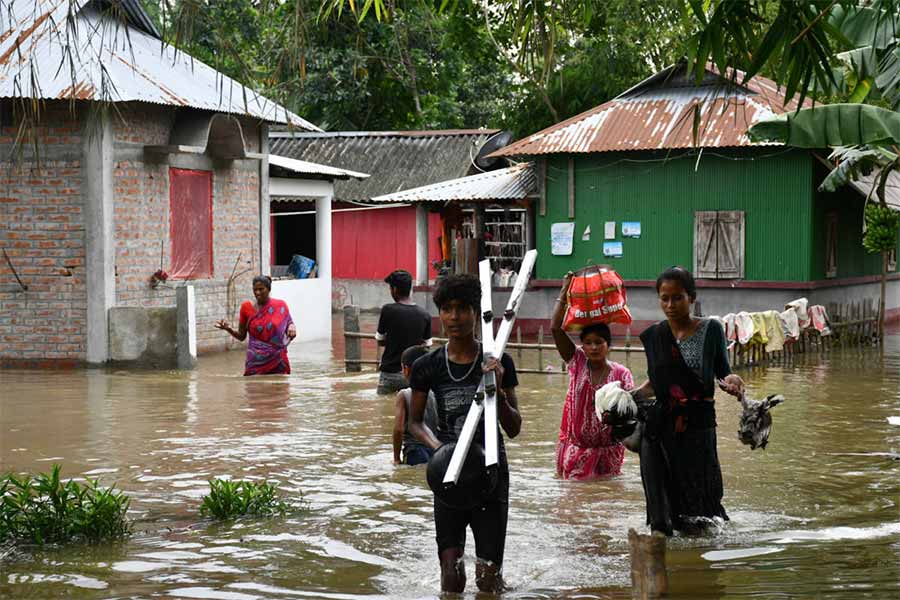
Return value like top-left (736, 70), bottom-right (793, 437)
top-left (551, 272), bottom-right (634, 480)
top-left (215, 275), bottom-right (296, 375)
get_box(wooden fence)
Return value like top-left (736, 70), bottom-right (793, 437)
top-left (729, 298), bottom-right (882, 368)
top-left (343, 299), bottom-right (882, 374)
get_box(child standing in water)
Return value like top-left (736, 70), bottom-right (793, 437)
top-left (551, 272), bottom-right (634, 479)
top-left (393, 345), bottom-right (438, 466)
top-left (408, 274), bottom-right (521, 594)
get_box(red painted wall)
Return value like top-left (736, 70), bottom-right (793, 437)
top-left (332, 205), bottom-right (417, 279)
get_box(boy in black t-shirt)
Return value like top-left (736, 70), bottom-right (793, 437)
top-left (376, 270), bottom-right (432, 395)
top-left (408, 274), bottom-right (521, 594)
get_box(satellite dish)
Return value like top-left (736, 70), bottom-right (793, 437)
top-left (475, 131), bottom-right (513, 170)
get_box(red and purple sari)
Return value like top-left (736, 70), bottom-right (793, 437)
top-left (239, 298), bottom-right (294, 376)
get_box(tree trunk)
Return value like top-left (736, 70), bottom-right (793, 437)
top-left (880, 250), bottom-right (887, 344)
top-left (628, 528), bottom-right (668, 599)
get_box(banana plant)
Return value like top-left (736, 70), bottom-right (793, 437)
top-left (749, 103), bottom-right (900, 340)
top-left (829, 0), bottom-right (900, 109)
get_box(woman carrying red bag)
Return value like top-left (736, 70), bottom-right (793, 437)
top-left (551, 271), bottom-right (634, 480)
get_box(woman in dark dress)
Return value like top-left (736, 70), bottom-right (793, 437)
top-left (631, 267), bottom-right (744, 535)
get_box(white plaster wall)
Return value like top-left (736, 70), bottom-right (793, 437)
top-left (273, 278), bottom-right (332, 341)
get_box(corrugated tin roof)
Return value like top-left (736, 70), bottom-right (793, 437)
top-left (0, 0), bottom-right (318, 129)
top-left (269, 129), bottom-right (500, 202)
top-left (371, 162), bottom-right (535, 203)
top-left (492, 64), bottom-right (813, 157)
top-left (269, 154), bottom-right (369, 181)
top-left (851, 170), bottom-right (900, 210)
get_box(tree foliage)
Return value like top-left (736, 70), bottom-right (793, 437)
top-left (149, 0), bottom-right (691, 135)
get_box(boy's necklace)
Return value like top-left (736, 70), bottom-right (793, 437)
top-left (444, 344), bottom-right (480, 383)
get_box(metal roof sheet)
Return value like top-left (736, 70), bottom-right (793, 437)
top-left (269, 154), bottom-right (369, 181)
top-left (371, 162), bottom-right (535, 203)
top-left (0, 0), bottom-right (318, 129)
top-left (492, 64), bottom-right (812, 157)
top-left (269, 129), bottom-right (500, 202)
top-left (851, 170), bottom-right (900, 210)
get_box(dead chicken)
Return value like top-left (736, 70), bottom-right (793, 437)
top-left (737, 392), bottom-right (784, 450)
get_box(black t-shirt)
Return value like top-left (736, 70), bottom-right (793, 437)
top-left (377, 302), bottom-right (432, 373)
top-left (409, 345), bottom-right (518, 463)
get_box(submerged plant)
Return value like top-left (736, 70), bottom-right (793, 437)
top-left (0, 465), bottom-right (131, 545)
top-left (199, 479), bottom-right (300, 520)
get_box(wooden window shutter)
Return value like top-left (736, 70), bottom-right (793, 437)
top-left (715, 210), bottom-right (745, 279)
top-left (693, 211), bottom-right (718, 278)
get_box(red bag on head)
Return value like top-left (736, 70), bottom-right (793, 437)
top-left (562, 266), bottom-right (632, 332)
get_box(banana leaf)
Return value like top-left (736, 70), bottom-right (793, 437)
top-left (818, 146), bottom-right (896, 193)
top-left (749, 104), bottom-right (900, 147)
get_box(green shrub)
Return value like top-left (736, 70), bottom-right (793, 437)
top-left (0, 465), bottom-right (131, 545)
top-left (199, 479), bottom-right (298, 520)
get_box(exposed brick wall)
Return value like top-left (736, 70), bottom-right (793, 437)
top-left (112, 104), bottom-right (263, 354)
top-left (0, 102), bottom-right (87, 363)
top-left (0, 102), bottom-right (265, 365)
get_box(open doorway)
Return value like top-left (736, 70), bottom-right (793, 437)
top-left (271, 200), bottom-right (316, 276)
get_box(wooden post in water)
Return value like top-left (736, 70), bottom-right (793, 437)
top-left (344, 305), bottom-right (361, 372)
top-left (537, 326), bottom-right (544, 372)
top-left (516, 327), bottom-right (523, 364)
top-left (628, 528), bottom-right (668, 599)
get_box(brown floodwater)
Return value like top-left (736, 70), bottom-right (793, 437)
top-left (1, 316), bottom-right (899, 599)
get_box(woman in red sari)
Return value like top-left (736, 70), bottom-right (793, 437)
top-left (215, 275), bottom-right (296, 375)
top-left (551, 272), bottom-right (634, 480)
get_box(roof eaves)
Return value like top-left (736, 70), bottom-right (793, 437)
top-left (269, 128), bottom-right (500, 139)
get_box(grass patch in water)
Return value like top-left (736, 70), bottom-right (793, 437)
top-left (0, 465), bottom-right (131, 545)
top-left (200, 479), bottom-right (300, 520)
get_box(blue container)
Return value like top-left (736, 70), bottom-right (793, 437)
top-left (288, 254), bottom-right (316, 279)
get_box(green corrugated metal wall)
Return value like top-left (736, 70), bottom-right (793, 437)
top-left (810, 186), bottom-right (900, 279)
top-left (536, 149), bottom-right (815, 281)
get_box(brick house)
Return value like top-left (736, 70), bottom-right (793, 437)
top-left (0, 0), bottom-right (320, 366)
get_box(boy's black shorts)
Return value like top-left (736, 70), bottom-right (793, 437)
top-left (433, 466), bottom-right (509, 565)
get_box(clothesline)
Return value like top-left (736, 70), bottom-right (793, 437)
top-left (710, 297), bottom-right (831, 354)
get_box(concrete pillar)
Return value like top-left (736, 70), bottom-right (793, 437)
top-left (176, 285), bottom-right (197, 369)
top-left (259, 123), bottom-right (271, 275)
top-left (315, 192), bottom-right (333, 282)
top-left (415, 205), bottom-right (428, 284)
top-left (83, 111), bottom-right (115, 365)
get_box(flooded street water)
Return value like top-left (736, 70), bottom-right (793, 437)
top-left (2, 317), bottom-right (899, 599)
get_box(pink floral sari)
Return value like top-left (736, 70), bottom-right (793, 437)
top-left (557, 347), bottom-right (633, 480)
top-left (239, 299), bottom-right (293, 376)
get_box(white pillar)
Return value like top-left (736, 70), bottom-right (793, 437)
top-left (83, 111), bottom-right (115, 364)
top-left (415, 205), bottom-right (428, 284)
top-left (315, 192), bottom-right (333, 282)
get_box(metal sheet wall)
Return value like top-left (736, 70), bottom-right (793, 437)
top-left (332, 206), bottom-right (417, 279)
top-left (811, 186), bottom-right (900, 280)
top-left (536, 149), bottom-right (816, 281)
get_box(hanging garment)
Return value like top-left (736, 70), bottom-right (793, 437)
top-left (722, 313), bottom-right (737, 342)
top-left (785, 298), bottom-right (811, 329)
top-left (779, 309), bottom-right (800, 341)
top-left (749, 312), bottom-right (769, 347)
top-left (809, 305), bottom-right (832, 336)
top-left (761, 310), bottom-right (786, 352)
top-left (735, 312), bottom-right (756, 345)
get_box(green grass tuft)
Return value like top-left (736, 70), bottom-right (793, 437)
top-left (199, 479), bottom-right (300, 520)
top-left (0, 465), bottom-right (131, 545)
